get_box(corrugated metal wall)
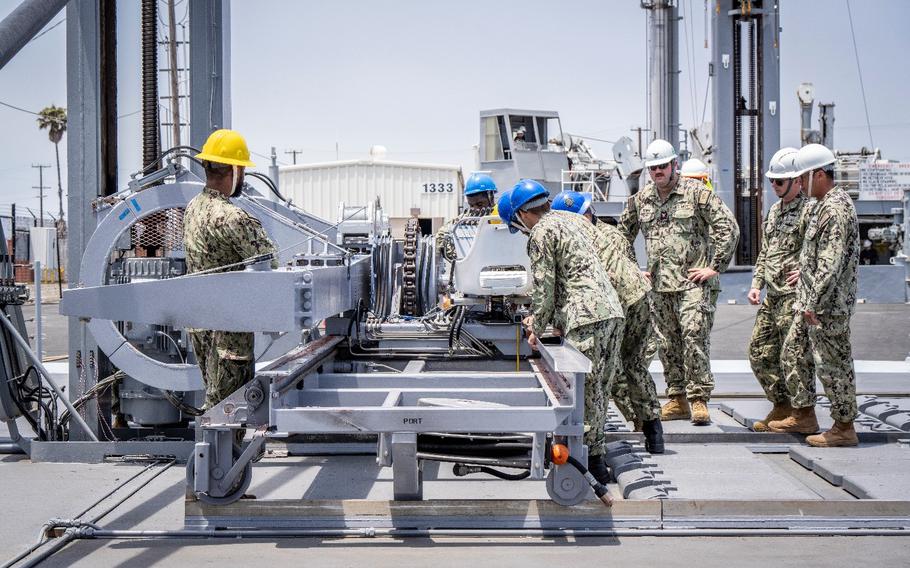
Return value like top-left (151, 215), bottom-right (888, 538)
top-left (279, 160), bottom-right (464, 224)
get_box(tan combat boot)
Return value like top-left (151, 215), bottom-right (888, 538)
top-left (660, 395), bottom-right (691, 421)
top-left (690, 399), bottom-right (711, 425)
top-left (767, 406), bottom-right (819, 434)
top-left (806, 421), bottom-right (859, 447)
top-left (752, 401), bottom-right (793, 432)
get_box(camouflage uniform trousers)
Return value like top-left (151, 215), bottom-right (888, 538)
top-left (611, 296), bottom-right (661, 422)
top-left (748, 294), bottom-right (798, 404)
top-left (565, 318), bottom-right (622, 457)
top-left (190, 330), bottom-right (255, 446)
top-left (650, 286), bottom-right (719, 401)
top-left (781, 314), bottom-right (858, 422)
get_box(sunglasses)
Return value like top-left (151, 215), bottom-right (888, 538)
top-left (772, 179), bottom-right (789, 186)
top-left (648, 163), bottom-right (670, 172)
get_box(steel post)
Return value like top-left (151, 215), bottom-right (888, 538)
top-left (189, 0), bottom-right (232, 177)
top-left (33, 260), bottom-right (41, 361)
top-left (644, 0), bottom-right (680, 146)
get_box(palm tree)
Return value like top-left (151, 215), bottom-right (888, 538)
top-left (36, 105), bottom-right (67, 228)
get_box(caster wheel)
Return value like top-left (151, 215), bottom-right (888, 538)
top-left (545, 465), bottom-right (588, 506)
top-left (186, 444), bottom-right (253, 505)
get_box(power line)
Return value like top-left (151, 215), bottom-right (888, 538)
top-left (0, 100), bottom-right (40, 116)
top-left (845, 0), bottom-right (875, 149)
top-left (251, 150), bottom-right (287, 166)
top-left (29, 18), bottom-right (66, 43)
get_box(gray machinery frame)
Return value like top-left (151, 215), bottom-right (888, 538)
top-left (57, 173), bottom-right (599, 504)
top-left (190, 335), bottom-right (595, 504)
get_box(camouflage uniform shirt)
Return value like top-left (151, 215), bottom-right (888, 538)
top-left (183, 186), bottom-right (278, 410)
top-left (795, 186), bottom-right (859, 315)
top-left (619, 176), bottom-right (739, 292)
top-left (751, 193), bottom-right (810, 296)
top-left (592, 222), bottom-right (651, 309)
top-left (527, 210), bottom-right (624, 336)
top-left (183, 186), bottom-right (278, 275)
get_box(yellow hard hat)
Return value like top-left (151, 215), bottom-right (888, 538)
top-left (195, 129), bottom-right (256, 167)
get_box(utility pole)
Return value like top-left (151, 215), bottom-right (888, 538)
top-left (31, 163), bottom-right (51, 227)
top-left (166, 0), bottom-right (181, 149)
top-left (284, 149), bottom-right (302, 165)
top-left (630, 126), bottom-right (652, 157)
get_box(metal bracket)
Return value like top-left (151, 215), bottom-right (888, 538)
top-left (127, 162), bottom-right (183, 192)
top-left (391, 432), bottom-right (422, 501)
top-left (200, 377), bottom-right (270, 428)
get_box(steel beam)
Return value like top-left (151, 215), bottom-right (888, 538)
top-left (189, 0), bottom-right (231, 164)
top-left (644, 0), bottom-right (679, 146)
top-left (0, 0), bottom-right (67, 70)
top-left (711, 1), bottom-right (781, 258)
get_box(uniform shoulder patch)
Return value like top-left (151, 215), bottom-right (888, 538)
top-left (817, 209), bottom-right (833, 230)
top-left (696, 188), bottom-right (712, 206)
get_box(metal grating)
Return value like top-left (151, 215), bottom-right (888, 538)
top-left (130, 208), bottom-right (184, 253)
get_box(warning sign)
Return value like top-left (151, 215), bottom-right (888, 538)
top-left (859, 162), bottom-right (910, 201)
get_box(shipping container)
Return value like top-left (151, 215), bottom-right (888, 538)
top-left (279, 157), bottom-right (464, 237)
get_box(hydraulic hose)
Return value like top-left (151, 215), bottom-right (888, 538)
top-left (565, 455), bottom-right (613, 507)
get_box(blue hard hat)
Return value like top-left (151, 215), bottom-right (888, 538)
top-left (464, 173), bottom-right (497, 196)
top-left (551, 191), bottom-right (592, 215)
top-left (509, 179), bottom-right (549, 213)
top-left (497, 189), bottom-right (519, 234)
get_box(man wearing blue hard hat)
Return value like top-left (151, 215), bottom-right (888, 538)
top-left (552, 191), bottom-right (664, 454)
top-left (502, 180), bottom-right (626, 482)
top-left (435, 172), bottom-right (497, 262)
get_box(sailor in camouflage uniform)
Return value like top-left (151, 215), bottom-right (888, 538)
top-left (746, 148), bottom-right (813, 432)
top-left (620, 139), bottom-right (739, 425)
top-left (184, 130), bottom-right (278, 423)
top-left (551, 191), bottom-right (664, 453)
top-left (435, 173), bottom-right (496, 262)
top-left (769, 144), bottom-right (860, 447)
top-left (501, 181), bottom-right (624, 484)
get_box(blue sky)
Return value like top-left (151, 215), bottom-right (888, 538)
top-left (1, 0), bottom-right (908, 215)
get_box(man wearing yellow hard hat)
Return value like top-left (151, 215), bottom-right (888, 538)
top-left (184, 129), bottom-right (277, 445)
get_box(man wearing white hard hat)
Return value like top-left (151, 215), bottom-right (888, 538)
top-left (768, 144), bottom-right (861, 447)
top-left (746, 147), bottom-right (812, 432)
top-left (620, 139), bottom-right (739, 426)
top-left (679, 158), bottom-right (713, 191)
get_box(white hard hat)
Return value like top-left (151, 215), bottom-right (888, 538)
top-left (765, 147), bottom-right (800, 179)
top-left (643, 139), bottom-right (678, 167)
top-left (680, 158), bottom-right (710, 179)
top-left (794, 143), bottom-right (836, 176)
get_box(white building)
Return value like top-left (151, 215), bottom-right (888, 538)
top-left (278, 149), bottom-right (464, 238)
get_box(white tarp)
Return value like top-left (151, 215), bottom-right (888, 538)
top-left (859, 162), bottom-right (910, 201)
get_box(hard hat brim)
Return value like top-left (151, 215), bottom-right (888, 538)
top-left (792, 157), bottom-right (836, 177)
top-left (643, 154), bottom-right (677, 168)
top-left (195, 151), bottom-right (256, 168)
top-left (765, 170), bottom-right (792, 180)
